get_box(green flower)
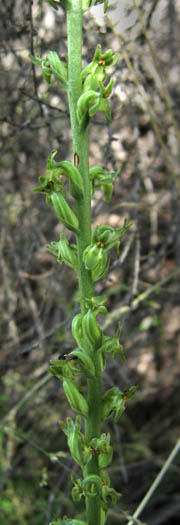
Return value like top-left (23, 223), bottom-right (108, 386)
top-left (81, 45), bottom-right (118, 86)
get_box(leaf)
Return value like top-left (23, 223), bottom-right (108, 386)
top-left (45, 0), bottom-right (60, 9)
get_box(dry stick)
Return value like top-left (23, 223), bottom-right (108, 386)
top-left (106, 15), bottom-right (180, 193)
top-left (133, 0), bottom-right (180, 149)
top-left (28, 0), bottom-right (44, 117)
top-left (103, 268), bottom-right (180, 330)
top-left (126, 437), bottom-right (180, 525)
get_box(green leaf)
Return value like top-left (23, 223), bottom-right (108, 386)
top-left (45, 0), bottom-right (60, 9)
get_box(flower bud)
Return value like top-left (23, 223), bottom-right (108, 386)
top-left (53, 161), bottom-right (84, 200)
top-left (82, 309), bottom-right (102, 350)
top-left (83, 242), bottom-right (109, 282)
top-left (91, 248), bottom-right (109, 282)
top-left (59, 417), bottom-right (84, 468)
top-left (51, 191), bottom-right (79, 233)
top-left (72, 314), bottom-right (84, 350)
top-left (83, 243), bottom-right (100, 270)
top-left (77, 90), bottom-right (100, 129)
top-left (63, 378), bottom-right (88, 418)
top-left (69, 349), bottom-right (95, 378)
top-left (82, 474), bottom-right (101, 496)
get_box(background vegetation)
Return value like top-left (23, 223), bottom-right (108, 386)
top-left (0, 0), bottom-right (180, 523)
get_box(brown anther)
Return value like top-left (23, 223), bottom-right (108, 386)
top-left (96, 241), bottom-right (104, 248)
top-left (98, 60), bottom-right (105, 66)
top-left (104, 92), bottom-right (110, 98)
top-left (91, 447), bottom-right (100, 456)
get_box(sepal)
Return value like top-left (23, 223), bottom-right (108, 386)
top-left (96, 79), bottom-right (114, 122)
top-left (47, 235), bottom-right (78, 269)
top-left (98, 332), bottom-right (125, 362)
top-left (30, 51), bottom-right (67, 88)
top-left (80, 44), bottom-right (118, 78)
top-left (90, 165), bottom-right (121, 201)
top-left (30, 53), bottom-right (52, 84)
top-left (47, 51), bottom-right (67, 87)
top-left (85, 295), bottom-right (108, 316)
top-left (102, 386), bottom-right (136, 422)
top-left (48, 358), bottom-right (79, 380)
top-left (100, 470), bottom-right (120, 511)
top-left (92, 220), bottom-right (132, 251)
top-left (84, 432), bottom-right (113, 469)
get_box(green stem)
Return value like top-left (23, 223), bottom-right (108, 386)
top-left (66, 2), bottom-right (102, 524)
top-left (66, 0), bottom-right (93, 315)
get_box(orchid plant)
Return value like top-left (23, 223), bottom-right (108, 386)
top-left (31, 1), bottom-right (135, 524)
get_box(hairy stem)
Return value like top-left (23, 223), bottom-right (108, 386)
top-left (66, 2), bottom-right (102, 524)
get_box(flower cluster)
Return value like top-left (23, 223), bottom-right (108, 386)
top-left (77, 44), bottom-right (119, 129)
top-left (32, 6), bottom-right (136, 523)
top-left (83, 221), bottom-right (131, 281)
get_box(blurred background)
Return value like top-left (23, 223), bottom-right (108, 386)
top-left (0, 0), bottom-right (180, 523)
